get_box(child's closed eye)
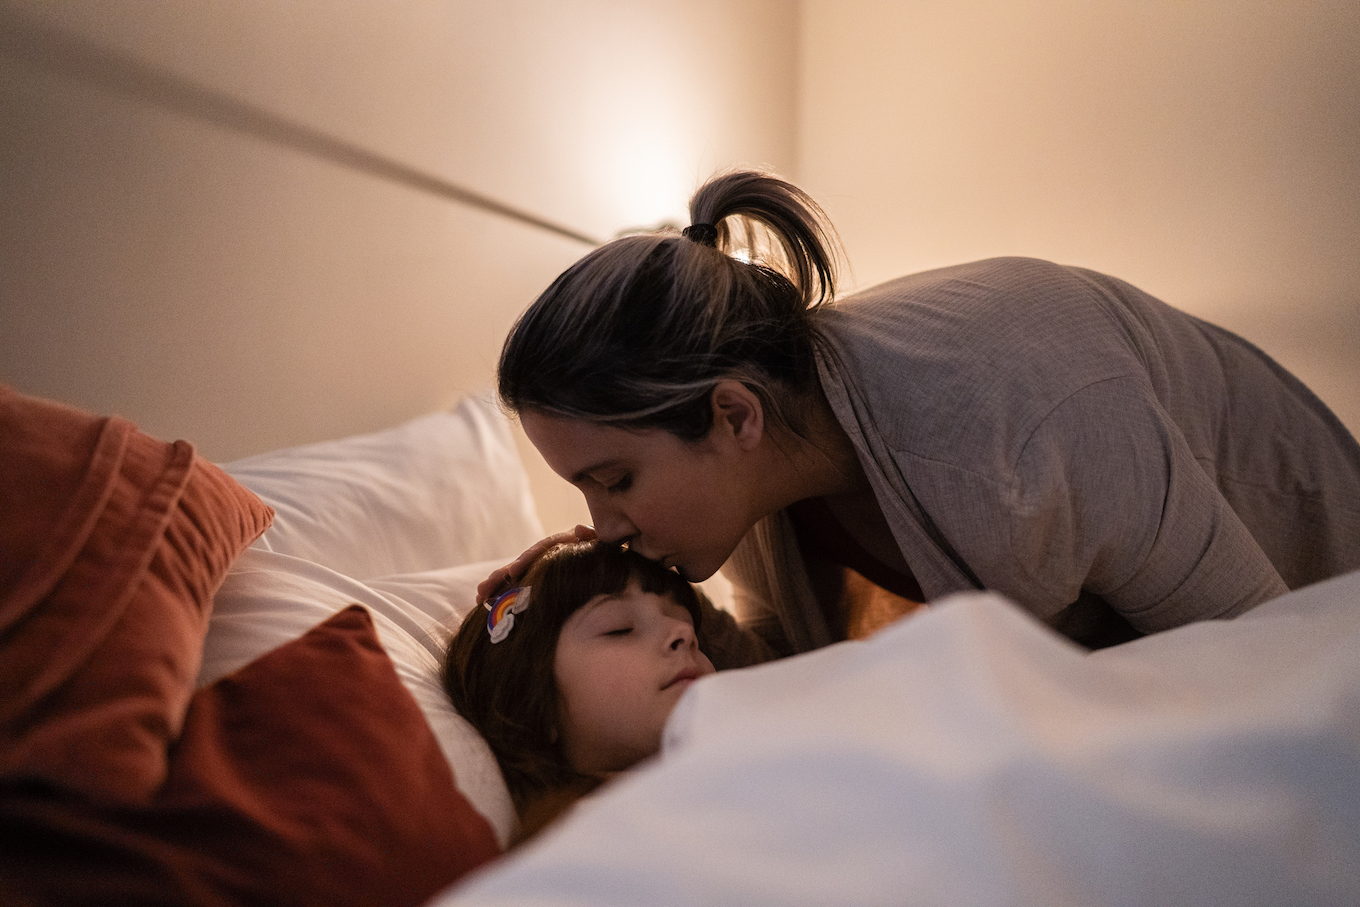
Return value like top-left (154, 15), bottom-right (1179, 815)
top-left (604, 627), bottom-right (633, 637)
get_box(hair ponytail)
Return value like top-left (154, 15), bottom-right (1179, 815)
top-left (687, 169), bottom-right (837, 309)
top-left (498, 168), bottom-right (843, 440)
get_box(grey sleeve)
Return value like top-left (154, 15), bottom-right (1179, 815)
top-left (942, 377), bottom-right (1288, 631)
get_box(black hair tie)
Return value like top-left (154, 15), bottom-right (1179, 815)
top-left (682, 222), bottom-right (718, 247)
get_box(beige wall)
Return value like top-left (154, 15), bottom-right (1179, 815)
top-left (0, 0), bottom-right (797, 533)
top-left (799, 0), bottom-right (1359, 433)
top-left (5, 0), bottom-right (1356, 537)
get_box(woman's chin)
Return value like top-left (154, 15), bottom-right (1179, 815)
top-left (673, 561), bottom-right (717, 583)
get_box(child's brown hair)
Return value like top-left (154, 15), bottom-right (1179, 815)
top-left (441, 540), bottom-right (701, 841)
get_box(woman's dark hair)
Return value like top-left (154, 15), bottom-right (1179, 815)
top-left (498, 169), bottom-right (842, 440)
top-left (441, 540), bottom-right (701, 840)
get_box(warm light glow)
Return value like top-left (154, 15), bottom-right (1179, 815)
top-left (604, 125), bottom-right (692, 231)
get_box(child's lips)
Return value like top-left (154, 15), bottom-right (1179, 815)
top-left (664, 668), bottom-right (702, 690)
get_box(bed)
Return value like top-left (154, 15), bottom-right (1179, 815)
top-left (2, 383), bottom-right (1358, 906)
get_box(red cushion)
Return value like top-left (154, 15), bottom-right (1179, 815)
top-left (0, 606), bottom-right (502, 907)
top-left (0, 385), bottom-right (275, 802)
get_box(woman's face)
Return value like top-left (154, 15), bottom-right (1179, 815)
top-left (553, 581), bottom-right (715, 774)
top-left (521, 410), bottom-right (757, 582)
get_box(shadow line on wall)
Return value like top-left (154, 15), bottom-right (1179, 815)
top-left (0, 5), bottom-right (603, 248)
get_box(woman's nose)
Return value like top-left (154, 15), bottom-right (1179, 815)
top-left (587, 499), bottom-right (636, 546)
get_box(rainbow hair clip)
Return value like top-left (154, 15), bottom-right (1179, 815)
top-left (485, 585), bottom-right (531, 644)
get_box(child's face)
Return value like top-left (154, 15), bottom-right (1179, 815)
top-left (553, 580), bottom-right (715, 775)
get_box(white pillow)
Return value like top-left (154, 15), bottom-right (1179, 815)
top-left (205, 396), bottom-right (546, 848)
top-left (221, 394), bottom-right (544, 580)
top-left (201, 547), bottom-right (517, 848)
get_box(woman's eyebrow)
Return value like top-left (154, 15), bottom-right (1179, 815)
top-left (570, 459), bottom-right (624, 484)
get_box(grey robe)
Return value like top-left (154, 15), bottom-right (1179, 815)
top-left (724, 257), bottom-right (1360, 655)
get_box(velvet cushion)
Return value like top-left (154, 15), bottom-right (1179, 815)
top-left (0, 606), bottom-right (502, 907)
top-left (0, 385), bottom-right (275, 802)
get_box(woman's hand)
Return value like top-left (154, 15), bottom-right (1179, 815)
top-left (475, 524), bottom-right (597, 604)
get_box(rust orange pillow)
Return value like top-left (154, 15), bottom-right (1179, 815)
top-left (0, 385), bottom-right (274, 802)
top-left (0, 606), bottom-right (502, 907)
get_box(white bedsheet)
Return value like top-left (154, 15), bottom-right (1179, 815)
top-left (436, 571), bottom-right (1360, 906)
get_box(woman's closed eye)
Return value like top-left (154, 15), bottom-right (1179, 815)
top-left (603, 627), bottom-right (633, 637)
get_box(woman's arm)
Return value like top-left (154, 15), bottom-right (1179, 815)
top-left (987, 376), bottom-right (1288, 630)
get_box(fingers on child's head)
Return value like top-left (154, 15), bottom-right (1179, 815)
top-left (518, 538), bottom-right (602, 589)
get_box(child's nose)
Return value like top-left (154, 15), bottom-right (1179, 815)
top-left (667, 619), bottom-right (696, 651)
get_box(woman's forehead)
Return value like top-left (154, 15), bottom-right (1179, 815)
top-left (520, 411), bottom-right (687, 477)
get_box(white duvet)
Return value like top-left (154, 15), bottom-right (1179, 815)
top-left (437, 571), bottom-right (1360, 907)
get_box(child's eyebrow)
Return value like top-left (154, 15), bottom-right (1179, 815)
top-left (576, 593), bottom-right (628, 616)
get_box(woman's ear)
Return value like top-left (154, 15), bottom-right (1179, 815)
top-left (709, 380), bottom-right (765, 450)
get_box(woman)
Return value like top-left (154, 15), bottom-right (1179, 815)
top-left (482, 169), bottom-right (1360, 658)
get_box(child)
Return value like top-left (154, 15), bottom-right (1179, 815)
top-left (443, 539), bottom-right (715, 843)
